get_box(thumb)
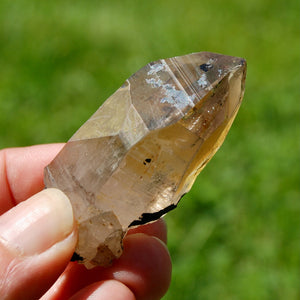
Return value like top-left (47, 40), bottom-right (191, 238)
top-left (0, 188), bottom-right (77, 300)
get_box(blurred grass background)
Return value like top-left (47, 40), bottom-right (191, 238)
top-left (0, 0), bottom-right (299, 299)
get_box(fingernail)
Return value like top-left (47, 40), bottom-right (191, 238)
top-left (0, 188), bottom-right (74, 256)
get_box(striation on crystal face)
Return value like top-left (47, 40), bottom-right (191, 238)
top-left (44, 52), bottom-right (246, 268)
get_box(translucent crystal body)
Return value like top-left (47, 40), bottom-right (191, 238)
top-left (44, 52), bottom-right (246, 268)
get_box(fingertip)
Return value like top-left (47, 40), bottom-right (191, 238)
top-left (0, 188), bottom-right (75, 256)
top-left (112, 233), bottom-right (172, 300)
top-left (0, 187), bottom-right (77, 300)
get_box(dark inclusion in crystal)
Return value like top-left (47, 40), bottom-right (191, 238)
top-left (200, 63), bottom-right (213, 72)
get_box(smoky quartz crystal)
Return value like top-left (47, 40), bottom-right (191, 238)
top-left (44, 52), bottom-right (246, 268)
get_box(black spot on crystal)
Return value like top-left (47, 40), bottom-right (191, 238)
top-left (200, 63), bottom-right (213, 72)
top-left (143, 158), bottom-right (152, 165)
top-left (239, 59), bottom-right (246, 66)
top-left (71, 252), bottom-right (84, 262)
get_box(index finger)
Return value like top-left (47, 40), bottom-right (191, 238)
top-left (0, 144), bottom-right (64, 215)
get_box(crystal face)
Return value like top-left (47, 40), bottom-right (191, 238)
top-left (44, 52), bottom-right (246, 268)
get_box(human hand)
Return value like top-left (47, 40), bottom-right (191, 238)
top-left (0, 144), bottom-right (172, 300)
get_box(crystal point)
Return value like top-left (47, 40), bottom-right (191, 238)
top-left (44, 52), bottom-right (246, 268)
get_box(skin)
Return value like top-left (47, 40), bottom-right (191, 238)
top-left (0, 144), bottom-right (172, 300)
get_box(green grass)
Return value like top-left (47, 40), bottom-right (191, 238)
top-left (0, 0), bottom-right (299, 299)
